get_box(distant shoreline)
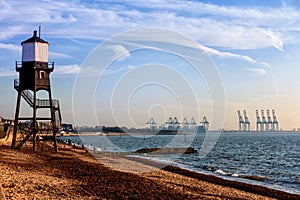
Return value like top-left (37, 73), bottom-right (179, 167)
top-left (60, 130), bottom-right (300, 137)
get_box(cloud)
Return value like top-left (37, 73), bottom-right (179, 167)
top-left (200, 45), bottom-right (270, 67)
top-left (245, 68), bottom-right (267, 75)
top-left (114, 29), bottom-right (270, 67)
top-left (0, 26), bottom-right (25, 40)
top-left (0, 43), bottom-right (21, 52)
top-left (102, 0), bottom-right (299, 49)
top-left (0, 0), bottom-right (299, 51)
top-left (49, 51), bottom-right (71, 59)
top-left (108, 45), bottom-right (131, 61)
top-left (55, 64), bottom-right (107, 77)
top-left (54, 64), bottom-right (81, 75)
top-left (104, 65), bottom-right (137, 75)
top-left (0, 69), bottom-right (16, 77)
top-left (262, 30), bottom-right (284, 51)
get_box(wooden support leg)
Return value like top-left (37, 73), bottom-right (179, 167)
top-left (32, 130), bottom-right (36, 152)
top-left (33, 89), bottom-right (37, 152)
top-left (53, 130), bottom-right (57, 153)
top-left (12, 92), bottom-right (21, 149)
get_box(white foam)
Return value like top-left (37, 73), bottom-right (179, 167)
top-left (215, 169), bottom-right (227, 175)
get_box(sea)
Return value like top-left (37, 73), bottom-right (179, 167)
top-left (59, 131), bottom-right (300, 195)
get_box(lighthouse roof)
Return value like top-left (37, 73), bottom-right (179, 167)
top-left (21, 30), bottom-right (48, 44)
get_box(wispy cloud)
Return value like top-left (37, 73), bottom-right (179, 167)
top-left (0, 69), bottom-right (16, 77)
top-left (55, 64), bottom-right (107, 77)
top-left (104, 65), bottom-right (136, 75)
top-left (108, 45), bottom-right (131, 61)
top-left (0, 25), bottom-right (24, 40)
top-left (54, 64), bottom-right (80, 75)
top-left (201, 45), bottom-right (270, 67)
top-left (115, 30), bottom-right (270, 68)
top-left (49, 51), bottom-right (71, 59)
top-left (0, 0), bottom-right (299, 51)
top-left (0, 43), bottom-right (21, 52)
top-left (245, 68), bottom-right (267, 75)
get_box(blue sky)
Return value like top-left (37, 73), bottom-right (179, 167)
top-left (0, 0), bottom-right (300, 130)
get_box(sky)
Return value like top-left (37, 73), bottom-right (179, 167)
top-left (0, 0), bottom-right (300, 130)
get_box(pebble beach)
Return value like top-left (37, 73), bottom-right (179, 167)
top-left (0, 139), bottom-right (299, 200)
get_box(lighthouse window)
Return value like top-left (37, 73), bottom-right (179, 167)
top-left (39, 71), bottom-right (45, 79)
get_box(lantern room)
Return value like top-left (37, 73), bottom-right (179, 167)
top-left (22, 30), bottom-right (48, 62)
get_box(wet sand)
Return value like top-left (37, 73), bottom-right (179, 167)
top-left (0, 140), bottom-right (299, 199)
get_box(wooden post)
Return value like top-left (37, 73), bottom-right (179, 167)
top-left (53, 130), bottom-right (57, 153)
top-left (48, 89), bottom-right (57, 153)
top-left (11, 91), bottom-right (21, 149)
top-left (32, 88), bottom-right (37, 152)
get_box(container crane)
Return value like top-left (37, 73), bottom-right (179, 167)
top-left (173, 117), bottom-right (180, 129)
top-left (261, 110), bottom-right (267, 131)
top-left (237, 110), bottom-right (244, 131)
top-left (272, 110), bottom-right (279, 131)
top-left (256, 110), bottom-right (262, 131)
top-left (243, 110), bottom-right (250, 131)
top-left (190, 117), bottom-right (197, 130)
top-left (201, 116), bottom-right (209, 131)
top-left (267, 110), bottom-right (273, 131)
top-left (166, 117), bottom-right (174, 130)
top-left (146, 117), bottom-right (157, 130)
top-left (182, 117), bottom-right (189, 130)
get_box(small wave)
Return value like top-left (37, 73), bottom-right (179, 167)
top-left (240, 175), bottom-right (266, 181)
top-left (202, 165), bottom-right (217, 171)
top-left (215, 169), bottom-right (228, 175)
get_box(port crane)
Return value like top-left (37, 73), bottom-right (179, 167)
top-left (200, 116), bottom-right (209, 131)
top-left (266, 110), bottom-right (273, 131)
top-left (261, 110), bottom-right (267, 131)
top-left (173, 117), bottom-right (180, 129)
top-left (166, 117), bottom-right (174, 129)
top-left (146, 117), bottom-right (157, 130)
top-left (272, 110), bottom-right (279, 131)
top-left (243, 110), bottom-right (250, 131)
top-left (237, 110), bottom-right (244, 131)
top-left (181, 117), bottom-right (189, 130)
top-left (256, 110), bottom-right (262, 131)
top-left (190, 117), bottom-right (197, 130)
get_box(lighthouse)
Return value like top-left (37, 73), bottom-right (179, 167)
top-left (12, 28), bottom-right (62, 152)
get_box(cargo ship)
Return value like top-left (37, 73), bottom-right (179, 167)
top-left (146, 116), bottom-right (209, 135)
top-left (101, 116), bottom-right (208, 135)
top-left (155, 126), bottom-right (207, 135)
top-left (101, 125), bottom-right (206, 135)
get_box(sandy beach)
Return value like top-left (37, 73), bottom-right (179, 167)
top-left (0, 138), bottom-right (299, 200)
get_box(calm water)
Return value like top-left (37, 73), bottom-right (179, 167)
top-left (60, 132), bottom-right (300, 194)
